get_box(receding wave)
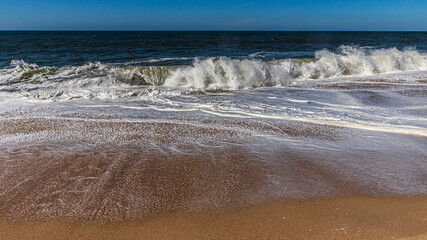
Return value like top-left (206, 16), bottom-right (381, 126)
top-left (1, 46), bottom-right (427, 100)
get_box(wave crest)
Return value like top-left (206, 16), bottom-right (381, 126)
top-left (164, 57), bottom-right (276, 89)
top-left (164, 47), bottom-right (427, 89)
top-left (1, 46), bottom-right (427, 100)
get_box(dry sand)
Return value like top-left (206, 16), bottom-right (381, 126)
top-left (0, 196), bottom-right (426, 240)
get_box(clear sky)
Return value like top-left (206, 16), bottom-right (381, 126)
top-left (0, 0), bottom-right (426, 31)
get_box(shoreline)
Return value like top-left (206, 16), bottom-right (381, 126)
top-left (1, 195), bottom-right (426, 240)
top-left (0, 98), bottom-right (426, 239)
top-left (1, 117), bottom-right (426, 224)
top-left (1, 32), bottom-right (427, 240)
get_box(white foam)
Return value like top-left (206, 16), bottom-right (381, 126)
top-left (164, 57), bottom-right (273, 89)
top-left (164, 47), bottom-right (427, 89)
top-left (1, 47), bottom-right (427, 101)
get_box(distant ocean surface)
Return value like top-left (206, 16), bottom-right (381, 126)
top-left (1, 31), bottom-right (427, 67)
top-left (1, 31), bottom-right (427, 98)
top-left (0, 31), bottom-right (426, 222)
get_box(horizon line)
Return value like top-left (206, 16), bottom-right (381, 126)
top-left (1, 29), bottom-right (427, 32)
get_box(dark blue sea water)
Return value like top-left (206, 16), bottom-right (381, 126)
top-left (1, 31), bottom-right (427, 67)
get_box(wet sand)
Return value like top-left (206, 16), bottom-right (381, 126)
top-left (1, 196), bottom-right (426, 240)
top-left (0, 116), bottom-right (426, 239)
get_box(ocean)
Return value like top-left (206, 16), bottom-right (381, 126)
top-left (0, 31), bottom-right (426, 222)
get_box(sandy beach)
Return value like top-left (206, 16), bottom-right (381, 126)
top-left (0, 113), bottom-right (426, 239)
top-left (1, 196), bottom-right (426, 240)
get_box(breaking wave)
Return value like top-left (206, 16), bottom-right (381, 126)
top-left (165, 46), bottom-right (427, 88)
top-left (1, 46), bottom-right (427, 100)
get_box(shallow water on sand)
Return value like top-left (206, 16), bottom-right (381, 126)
top-left (0, 32), bottom-right (426, 222)
top-left (0, 73), bottom-right (426, 221)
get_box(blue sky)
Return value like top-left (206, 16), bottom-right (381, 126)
top-left (0, 0), bottom-right (426, 30)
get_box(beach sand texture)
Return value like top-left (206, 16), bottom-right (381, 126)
top-left (0, 115), bottom-right (426, 239)
top-left (0, 196), bottom-right (426, 240)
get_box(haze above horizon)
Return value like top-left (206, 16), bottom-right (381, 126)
top-left (1, 0), bottom-right (426, 31)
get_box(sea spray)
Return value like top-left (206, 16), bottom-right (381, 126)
top-left (164, 57), bottom-right (273, 89)
top-left (164, 47), bottom-right (427, 88)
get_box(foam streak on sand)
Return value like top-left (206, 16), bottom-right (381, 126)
top-left (0, 114), bottom-right (426, 222)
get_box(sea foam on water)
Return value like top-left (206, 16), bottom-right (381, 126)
top-left (1, 46), bottom-right (427, 101)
